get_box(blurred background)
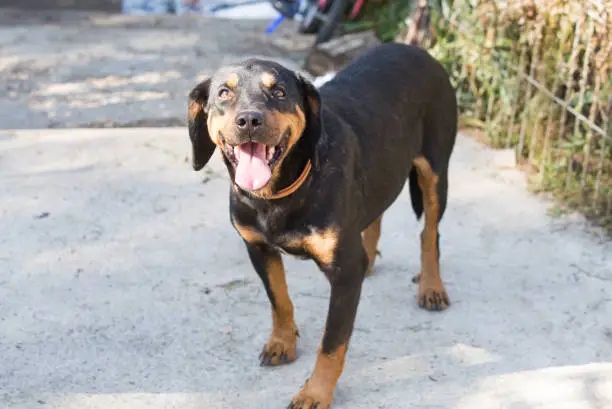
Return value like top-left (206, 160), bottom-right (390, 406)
top-left (1, 0), bottom-right (608, 231)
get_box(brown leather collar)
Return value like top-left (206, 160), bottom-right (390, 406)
top-left (233, 160), bottom-right (312, 200)
top-left (268, 160), bottom-right (312, 200)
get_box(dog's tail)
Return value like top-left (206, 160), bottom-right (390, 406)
top-left (408, 167), bottom-right (423, 220)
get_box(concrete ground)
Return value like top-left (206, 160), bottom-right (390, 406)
top-left (1, 127), bottom-right (611, 409)
top-left (1, 8), bottom-right (612, 409)
top-left (0, 9), bottom-right (311, 130)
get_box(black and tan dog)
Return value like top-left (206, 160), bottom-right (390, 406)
top-left (187, 43), bottom-right (457, 408)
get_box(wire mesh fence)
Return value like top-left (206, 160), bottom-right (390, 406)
top-left (425, 0), bottom-right (611, 232)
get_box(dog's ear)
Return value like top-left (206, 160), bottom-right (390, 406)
top-left (298, 75), bottom-right (323, 169)
top-left (188, 78), bottom-right (216, 171)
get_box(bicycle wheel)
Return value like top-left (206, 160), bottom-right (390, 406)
top-left (314, 0), bottom-right (350, 45)
top-left (298, 1), bottom-right (321, 34)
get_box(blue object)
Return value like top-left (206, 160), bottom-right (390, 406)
top-left (265, 0), bottom-right (303, 34)
top-left (265, 14), bottom-right (286, 34)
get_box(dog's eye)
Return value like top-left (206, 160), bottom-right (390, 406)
top-left (271, 86), bottom-right (286, 98)
top-left (218, 88), bottom-right (231, 99)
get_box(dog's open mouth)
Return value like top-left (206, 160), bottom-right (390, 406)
top-left (220, 135), bottom-right (287, 191)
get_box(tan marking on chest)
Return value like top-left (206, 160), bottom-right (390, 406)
top-left (287, 228), bottom-right (338, 265)
top-left (233, 219), bottom-right (265, 244)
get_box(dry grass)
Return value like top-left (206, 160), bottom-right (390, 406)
top-left (424, 0), bottom-right (611, 233)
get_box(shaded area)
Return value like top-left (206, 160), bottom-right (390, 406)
top-left (0, 0), bottom-right (122, 12)
top-left (0, 9), bottom-right (310, 130)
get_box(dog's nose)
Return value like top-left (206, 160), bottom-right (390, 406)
top-left (235, 111), bottom-right (264, 133)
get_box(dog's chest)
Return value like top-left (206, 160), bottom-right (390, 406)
top-left (276, 242), bottom-right (311, 260)
top-left (234, 220), bottom-right (337, 266)
top-left (264, 229), bottom-right (313, 260)
top-left (261, 225), bottom-right (337, 266)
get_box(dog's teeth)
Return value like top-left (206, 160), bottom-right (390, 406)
top-left (233, 146), bottom-right (239, 158)
top-left (267, 146), bottom-right (275, 161)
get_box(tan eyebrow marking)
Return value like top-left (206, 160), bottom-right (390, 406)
top-left (226, 73), bottom-right (239, 88)
top-left (261, 72), bottom-right (276, 88)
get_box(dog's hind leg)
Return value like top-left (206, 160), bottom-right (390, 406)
top-left (362, 215), bottom-right (382, 276)
top-left (411, 156), bottom-right (450, 311)
top-left (436, 167), bottom-right (449, 224)
top-left (434, 167), bottom-right (449, 263)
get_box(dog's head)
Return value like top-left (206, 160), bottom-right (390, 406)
top-left (187, 59), bottom-right (322, 194)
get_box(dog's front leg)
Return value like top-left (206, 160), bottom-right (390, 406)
top-left (246, 242), bottom-right (299, 366)
top-left (289, 233), bottom-right (367, 409)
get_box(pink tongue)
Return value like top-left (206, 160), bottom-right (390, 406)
top-left (234, 142), bottom-right (272, 191)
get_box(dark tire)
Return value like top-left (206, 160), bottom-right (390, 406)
top-left (298, 1), bottom-right (321, 34)
top-left (314, 0), bottom-right (350, 45)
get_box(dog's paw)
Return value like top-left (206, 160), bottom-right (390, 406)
top-left (259, 331), bottom-right (298, 366)
top-left (418, 282), bottom-right (450, 311)
top-left (287, 385), bottom-right (332, 409)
